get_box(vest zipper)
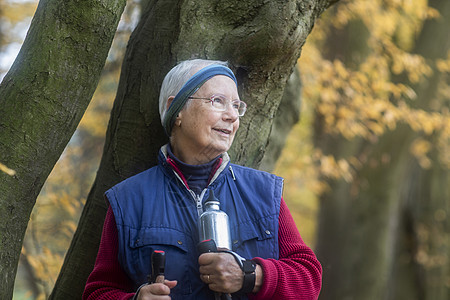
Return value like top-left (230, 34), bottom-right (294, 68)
top-left (189, 189), bottom-right (207, 217)
top-left (171, 166), bottom-right (207, 217)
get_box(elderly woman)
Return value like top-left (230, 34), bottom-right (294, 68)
top-left (83, 59), bottom-right (322, 300)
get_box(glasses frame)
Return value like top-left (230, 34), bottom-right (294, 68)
top-left (188, 94), bottom-right (247, 117)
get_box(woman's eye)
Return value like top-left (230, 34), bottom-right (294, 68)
top-left (212, 97), bottom-right (225, 104)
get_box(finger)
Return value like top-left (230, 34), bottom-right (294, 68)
top-left (198, 252), bottom-right (216, 265)
top-left (200, 274), bottom-right (212, 284)
top-left (201, 253), bottom-right (244, 294)
top-left (137, 290), bottom-right (170, 300)
top-left (138, 293), bottom-right (171, 300)
top-left (199, 252), bottom-right (239, 274)
top-left (140, 283), bottom-right (171, 296)
top-left (164, 280), bottom-right (178, 289)
top-left (207, 279), bottom-right (239, 294)
top-left (199, 264), bottom-right (215, 275)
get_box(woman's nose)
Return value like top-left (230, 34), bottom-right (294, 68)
top-left (222, 103), bottom-right (239, 121)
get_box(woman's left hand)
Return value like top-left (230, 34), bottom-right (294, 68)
top-left (198, 252), bottom-right (244, 294)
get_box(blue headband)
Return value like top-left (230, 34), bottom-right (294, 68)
top-left (163, 64), bottom-right (238, 136)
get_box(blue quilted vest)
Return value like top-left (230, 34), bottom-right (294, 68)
top-left (106, 147), bottom-right (283, 300)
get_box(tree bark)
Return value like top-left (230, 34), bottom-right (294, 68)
top-left (0, 0), bottom-right (126, 298)
top-left (51, 0), bottom-right (337, 298)
top-left (315, 1), bottom-right (449, 299)
top-left (260, 66), bottom-right (302, 172)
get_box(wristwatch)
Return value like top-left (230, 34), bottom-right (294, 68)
top-left (224, 250), bottom-right (257, 293)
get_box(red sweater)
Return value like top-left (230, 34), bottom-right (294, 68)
top-left (83, 198), bottom-right (322, 300)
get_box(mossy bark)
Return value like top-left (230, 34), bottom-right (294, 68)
top-left (0, 0), bottom-right (126, 299)
top-left (260, 66), bottom-right (302, 172)
top-left (51, 0), bottom-right (338, 298)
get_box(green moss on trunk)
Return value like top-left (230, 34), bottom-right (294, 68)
top-left (0, 0), bottom-right (126, 298)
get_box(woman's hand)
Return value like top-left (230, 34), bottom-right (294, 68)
top-left (198, 252), bottom-right (244, 294)
top-left (137, 280), bottom-right (177, 300)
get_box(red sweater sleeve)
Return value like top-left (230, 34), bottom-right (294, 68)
top-left (249, 198), bottom-right (322, 300)
top-left (82, 207), bottom-right (135, 300)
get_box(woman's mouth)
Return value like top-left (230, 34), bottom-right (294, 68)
top-left (213, 128), bottom-right (231, 135)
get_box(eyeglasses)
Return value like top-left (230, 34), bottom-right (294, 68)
top-left (188, 94), bottom-right (247, 117)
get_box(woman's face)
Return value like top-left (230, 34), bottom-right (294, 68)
top-left (170, 75), bottom-right (240, 165)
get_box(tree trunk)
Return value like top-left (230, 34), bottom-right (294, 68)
top-left (260, 66), bottom-right (302, 172)
top-left (51, 0), bottom-right (337, 298)
top-left (387, 1), bottom-right (450, 297)
top-left (315, 1), bottom-right (449, 299)
top-left (0, 0), bottom-right (126, 298)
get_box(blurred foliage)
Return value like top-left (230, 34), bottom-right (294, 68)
top-left (3, 0), bottom-right (448, 298)
top-left (275, 0), bottom-right (449, 245)
top-left (0, 0), bottom-right (37, 78)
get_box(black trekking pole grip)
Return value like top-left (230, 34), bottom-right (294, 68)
top-left (197, 240), bottom-right (232, 300)
top-left (151, 250), bottom-right (165, 284)
top-left (198, 239), bottom-right (218, 254)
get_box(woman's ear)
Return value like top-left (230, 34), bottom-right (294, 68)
top-left (174, 108), bottom-right (183, 127)
top-left (167, 96), bottom-right (183, 128)
top-left (166, 96), bottom-right (175, 110)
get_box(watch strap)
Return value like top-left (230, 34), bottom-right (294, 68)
top-left (240, 259), bottom-right (256, 293)
top-left (223, 250), bottom-right (256, 294)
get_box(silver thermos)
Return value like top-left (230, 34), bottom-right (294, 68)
top-left (198, 190), bottom-right (232, 250)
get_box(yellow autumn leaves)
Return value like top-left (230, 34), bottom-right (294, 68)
top-left (302, 0), bottom-right (449, 167)
top-left (275, 0), bottom-right (449, 244)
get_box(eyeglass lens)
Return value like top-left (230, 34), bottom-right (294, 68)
top-left (211, 95), bottom-right (246, 116)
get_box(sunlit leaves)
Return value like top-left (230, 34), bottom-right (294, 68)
top-left (274, 102), bottom-right (322, 244)
top-left (19, 144), bottom-right (90, 297)
top-left (275, 0), bottom-right (448, 246)
top-left (410, 138), bottom-right (432, 169)
top-left (0, 0), bottom-right (38, 76)
top-left (1, 1), bottom-right (37, 24)
top-left (436, 51), bottom-right (450, 73)
top-left (20, 245), bottom-right (63, 300)
top-left (302, 0), bottom-right (449, 168)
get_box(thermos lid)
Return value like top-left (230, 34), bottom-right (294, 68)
top-left (205, 189), bottom-right (220, 205)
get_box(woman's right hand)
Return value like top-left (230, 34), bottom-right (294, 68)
top-left (137, 280), bottom-right (177, 299)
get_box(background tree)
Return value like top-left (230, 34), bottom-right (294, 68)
top-left (0, 0), bottom-right (126, 298)
top-left (304, 0), bottom-right (449, 299)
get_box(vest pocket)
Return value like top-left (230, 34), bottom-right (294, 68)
top-left (128, 227), bottom-right (193, 295)
top-left (231, 216), bottom-right (278, 259)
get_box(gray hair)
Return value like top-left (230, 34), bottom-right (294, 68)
top-left (159, 59), bottom-right (229, 125)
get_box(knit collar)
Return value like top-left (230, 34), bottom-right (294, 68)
top-left (165, 144), bottom-right (222, 194)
